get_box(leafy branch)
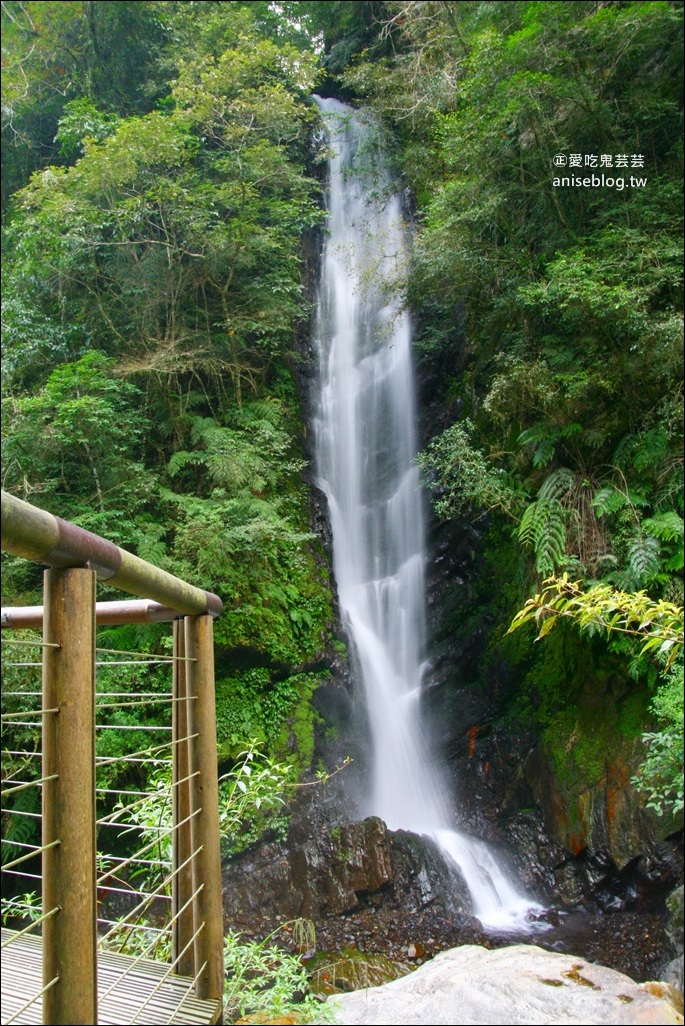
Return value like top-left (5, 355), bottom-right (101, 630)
top-left (508, 573), bottom-right (683, 669)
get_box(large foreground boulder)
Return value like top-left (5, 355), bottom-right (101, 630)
top-left (328, 944), bottom-right (684, 1025)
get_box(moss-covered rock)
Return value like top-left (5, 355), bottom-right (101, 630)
top-left (307, 947), bottom-right (414, 994)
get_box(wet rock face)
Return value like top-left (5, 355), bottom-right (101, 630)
top-left (222, 811), bottom-right (474, 924)
top-left (222, 801), bottom-right (482, 959)
top-left (446, 715), bottom-right (684, 912)
top-left (519, 741), bottom-right (681, 874)
top-left (666, 886), bottom-right (684, 957)
top-left (413, 338), bottom-right (683, 915)
top-left (424, 641), bottom-right (683, 918)
top-left (220, 765), bottom-right (677, 984)
top-left (429, 706), bottom-right (684, 915)
top-left (664, 885), bottom-right (685, 990)
top-left (291, 817), bottom-right (393, 918)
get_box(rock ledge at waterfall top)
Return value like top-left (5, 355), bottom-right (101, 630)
top-left (327, 943), bottom-right (684, 1026)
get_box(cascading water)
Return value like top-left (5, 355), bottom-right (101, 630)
top-left (313, 97), bottom-right (544, 932)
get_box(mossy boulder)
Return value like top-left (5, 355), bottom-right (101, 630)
top-left (307, 947), bottom-right (414, 994)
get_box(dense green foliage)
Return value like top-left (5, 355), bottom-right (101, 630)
top-left (2, 1), bottom-right (683, 840)
top-left (1, 2), bottom-right (334, 794)
top-left (337, 0), bottom-right (683, 813)
top-left (510, 575), bottom-right (684, 812)
top-left (354, 0), bottom-right (684, 594)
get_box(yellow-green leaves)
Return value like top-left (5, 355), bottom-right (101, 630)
top-left (509, 573), bottom-right (684, 671)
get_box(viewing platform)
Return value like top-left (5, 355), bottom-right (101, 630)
top-left (2, 932), bottom-right (221, 1025)
top-left (1, 492), bottom-right (225, 1025)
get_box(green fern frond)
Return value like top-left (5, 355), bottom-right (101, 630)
top-left (189, 415), bottom-right (223, 447)
top-left (206, 450), bottom-right (258, 490)
top-left (592, 484), bottom-right (651, 518)
top-left (519, 498), bottom-right (567, 574)
top-left (518, 424), bottom-right (582, 469)
top-left (533, 439), bottom-right (555, 468)
top-left (517, 425), bottom-right (555, 468)
top-left (592, 486), bottom-right (629, 517)
top-left (632, 428), bottom-right (670, 474)
top-left (137, 525), bottom-right (167, 566)
top-left (643, 512), bottom-right (684, 542)
top-left (168, 449), bottom-right (206, 476)
top-left (582, 428), bottom-right (606, 450)
top-left (518, 502), bottom-right (539, 548)
top-left (517, 425), bottom-right (548, 446)
top-left (534, 501), bottom-right (566, 575)
top-left (235, 398), bottom-right (284, 428)
top-left (627, 533), bottom-right (662, 586)
top-left (539, 467), bottom-right (576, 503)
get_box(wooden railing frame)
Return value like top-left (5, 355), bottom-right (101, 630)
top-left (2, 598), bottom-right (183, 629)
top-left (1, 492), bottom-right (222, 617)
top-left (1, 492), bottom-right (224, 1025)
top-left (42, 567), bottom-right (98, 1025)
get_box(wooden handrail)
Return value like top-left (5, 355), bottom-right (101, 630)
top-left (1, 491), bottom-right (222, 618)
top-left (2, 599), bottom-right (183, 629)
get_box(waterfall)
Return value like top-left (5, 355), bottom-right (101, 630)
top-left (312, 97), bottom-right (543, 932)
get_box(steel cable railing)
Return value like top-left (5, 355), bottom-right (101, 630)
top-left (94, 642), bottom-right (188, 962)
top-left (91, 630), bottom-right (222, 1021)
top-left (1, 621), bottom-right (222, 1025)
top-left (1, 633), bottom-right (61, 1025)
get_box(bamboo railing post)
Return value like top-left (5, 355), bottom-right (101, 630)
top-left (42, 567), bottom-right (98, 1025)
top-left (172, 618), bottom-right (195, 976)
top-left (185, 614), bottom-right (224, 1017)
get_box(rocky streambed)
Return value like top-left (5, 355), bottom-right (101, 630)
top-left (221, 785), bottom-right (683, 991)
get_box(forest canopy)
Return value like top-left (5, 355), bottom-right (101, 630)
top-left (2, 1), bottom-right (683, 808)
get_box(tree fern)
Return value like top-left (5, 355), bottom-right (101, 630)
top-left (168, 449), bottom-right (206, 477)
top-left (624, 428), bottom-right (670, 475)
top-left (136, 525), bottom-right (168, 566)
top-left (517, 425), bottom-right (556, 469)
top-left (582, 427), bottom-right (606, 450)
top-left (535, 501), bottom-right (567, 576)
top-left (235, 398), bottom-right (284, 429)
top-left (592, 485), bottom-right (631, 517)
top-left (592, 484), bottom-right (649, 518)
top-left (517, 423), bottom-right (582, 468)
top-left (518, 501), bottom-right (540, 549)
top-left (643, 512), bottom-right (684, 572)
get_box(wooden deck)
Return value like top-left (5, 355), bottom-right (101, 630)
top-left (1, 930), bottom-right (222, 1025)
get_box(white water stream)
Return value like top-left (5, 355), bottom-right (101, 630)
top-left (312, 97), bottom-right (543, 932)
